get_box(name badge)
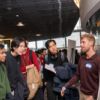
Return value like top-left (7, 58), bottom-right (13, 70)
top-left (85, 63), bottom-right (92, 69)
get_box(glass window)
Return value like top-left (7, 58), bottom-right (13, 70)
top-left (37, 40), bottom-right (44, 49)
top-left (28, 41), bottom-right (36, 50)
top-left (53, 37), bottom-right (65, 48)
top-left (74, 18), bottom-right (82, 30)
top-left (67, 32), bottom-right (80, 47)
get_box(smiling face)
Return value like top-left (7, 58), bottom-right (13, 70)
top-left (80, 38), bottom-right (91, 53)
top-left (14, 41), bottom-right (26, 55)
top-left (80, 34), bottom-right (95, 53)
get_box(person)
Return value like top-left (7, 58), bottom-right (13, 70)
top-left (0, 44), bottom-right (13, 100)
top-left (39, 48), bottom-right (47, 65)
top-left (6, 37), bottom-right (29, 100)
top-left (20, 39), bottom-right (44, 100)
top-left (44, 39), bottom-right (68, 100)
top-left (61, 49), bottom-right (69, 63)
top-left (74, 49), bottom-right (80, 64)
top-left (61, 33), bottom-right (100, 100)
top-left (35, 48), bottom-right (47, 93)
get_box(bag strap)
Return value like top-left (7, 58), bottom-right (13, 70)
top-left (45, 55), bottom-right (48, 63)
top-left (29, 50), bottom-right (37, 75)
top-left (45, 52), bottom-right (65, 65)
top-left (29, 50), bottom-right (33, 63)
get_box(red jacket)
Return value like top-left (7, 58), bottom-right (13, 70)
top-left (20, 48), bottom-right (40, 73)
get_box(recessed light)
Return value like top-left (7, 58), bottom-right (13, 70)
top-left (36, 34), bottom-right (41, 36)
top-left (16, 14), bottom-right (19, 17)
top-left (16, 22), bottom-right (24, 27)
top-left (7, 7), bottom-right (12, 11)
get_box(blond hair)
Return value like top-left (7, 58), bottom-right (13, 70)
top-left (81, 33), bottom-right (95, 46)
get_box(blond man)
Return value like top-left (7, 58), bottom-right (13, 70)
top-left (61, 33), bottom-right (100, 100)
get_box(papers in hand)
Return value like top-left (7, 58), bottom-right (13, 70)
top-left (45, 64), bottom-right (56, 74)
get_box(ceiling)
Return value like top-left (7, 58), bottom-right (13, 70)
top-left (0, 0), bottom-right (79, 41)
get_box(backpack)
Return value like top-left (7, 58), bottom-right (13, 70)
top-left (53, 63), bottom-right (79, 100)
top-left (53, 63), bottom-right (77, 90)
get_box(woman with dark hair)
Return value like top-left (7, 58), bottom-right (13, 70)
top-left (20, 40), bottom-right (44, 100)
top-left (6, 37), bottom-right (29, 100)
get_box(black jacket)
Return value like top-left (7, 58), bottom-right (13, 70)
top-left (44, 52), bottom-right (68, 81)
top-left (6, 52), bottom-right (29, 100)
top-left (6, 52), bottom-right (22, 90)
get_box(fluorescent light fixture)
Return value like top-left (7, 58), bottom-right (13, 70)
top-left (16, 22), bottom-right (24, 27)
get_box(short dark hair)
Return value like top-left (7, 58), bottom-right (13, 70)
top-left (41, 48), bottom-right (46, 52)
top-left (11, 37), bottom-right (27, 51)
top-left (0, 44), bottom-right (4, 49)
top-left (45, 39), bottom-right (56, 49)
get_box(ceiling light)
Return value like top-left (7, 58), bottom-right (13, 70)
top-left (7, 7), bottom-right (12, 11)
top-left (74, 0), bottom-right (80, 8)
top-left (16, 14), bottom-right (19, 17)
top-left (16, 22), bottom-right (24, 27)
top-left (36, 34), bottom-right (42, 37)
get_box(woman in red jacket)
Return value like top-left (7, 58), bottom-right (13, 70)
top-left (20, 47), bottom-right (40, 75)
top-left (20, 39), bottom-right (43, 100)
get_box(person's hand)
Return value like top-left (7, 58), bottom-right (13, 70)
top-left (87, 96), bottom-right (94, 100)
top-left (26, 64), bottom-right (34, 70)
top-left (61, 86), bottom-right (66, 96)
top-left (44, 82), bottom-right (47, 86)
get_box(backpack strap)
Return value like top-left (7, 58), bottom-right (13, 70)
top-left (29, 50), bottom-right (33, 63)
top-left (45, 55), bottom-right (48, 64)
